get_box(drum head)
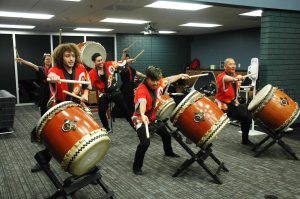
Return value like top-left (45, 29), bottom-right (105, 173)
top-left (248, 84), bottom-right (272, 111)
top-left (157, 101), bottom-right (176, 120)
top-left (68, 130), bottom-right (110, 176)
top-left (80, 41), bottom-right (107, 69)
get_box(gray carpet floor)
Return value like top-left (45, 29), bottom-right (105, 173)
top-left (0, 105), bottom-right (300, 199)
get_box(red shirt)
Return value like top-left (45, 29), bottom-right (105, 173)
top-left (132, 78), bottom-right (169, 126)
top-left (49, 64), bottom-right (89, 102)
top-left (215, 72), bottom-right (239, 110)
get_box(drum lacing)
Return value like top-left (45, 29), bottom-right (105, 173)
top-left (156, 98), bottom-right (175, 114)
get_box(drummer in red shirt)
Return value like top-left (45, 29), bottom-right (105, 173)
top-left (132, 66), bottom-right (189, 175)
top-left (215, 58), bottom-right (253, 146)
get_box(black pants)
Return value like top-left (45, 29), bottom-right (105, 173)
top-left (98, 91), bottom-right (134, 130)
top-left (227, 103), bottom-right (252, 141)
top-left (121, 86), bottom-right (135, 116)
top-left (133, 121), bottom-right (174, 170)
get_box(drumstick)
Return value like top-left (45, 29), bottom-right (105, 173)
top-left (133, 49), bottom-right (144, 60)
top-left (189, 73), bottom-right (209, 78)
top-left (59, 29), bottom-right (62, 45)
top-left (15, 47), bottom-right (22, 65)
top-left (47, 78), bottom-right (91, 85)
top-left (127, 40), bottom-right (137, 49)
top-left (63, 90), bottom-right (81, 100)
top-left (243, 72), bottom-right (258, 78)
top-left (170, 93), bottom-right (185, 96)
top-left (144, 121), bottom-right (150, 139)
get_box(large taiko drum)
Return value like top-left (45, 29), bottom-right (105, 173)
top-left (248, 84), bottom-right (300, 132)
top-left (170, 90), bottom-right (229, 148)
top-left (78, 41), bottom-right (107, 69)
top-left (154, 95), bottom-right (176, 120)
top-left (36, 101), bottom-right (110, 176)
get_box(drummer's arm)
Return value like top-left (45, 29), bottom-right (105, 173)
top-left (120, 48), bottom-right (128, 60)
top-left (136, 71), bottom-right (146, 78)
top-left (16, 57), bottom-right (39, 72)
top-left (167, 73), bottom-right (190, 84)
top-left (138, 99), bottom-right (149, 124)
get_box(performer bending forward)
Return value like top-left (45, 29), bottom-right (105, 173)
top-left (132, 66), bottom-right (189, 175)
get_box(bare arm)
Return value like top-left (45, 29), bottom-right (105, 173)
top-left (167, 73), bottom-right (190, 84)
top-left (139, 100), bottom-right (149, 124)
top-left (223, 74), bottom-right (244, 83)
top-left (16, 58), bottom-right (39, 72)
top-left (120, 47), bottom-right (129, 60)
top-left (136, 71), bottom-right (146, 78)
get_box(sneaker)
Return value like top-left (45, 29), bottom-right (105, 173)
top-left (31, 163), bottom-right (42, 173)
top-left (165, 153), bottom-right (180, 158)
top-left (133, 168), bottom-right (143, 175)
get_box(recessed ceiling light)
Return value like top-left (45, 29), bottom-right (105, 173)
top-left (239, 10), bottom-right (263, 17)
top-left (100, 18), bottom-right (149, 24)
top-left (145, 1), bottom-right (212, 11)
top-left (159, 30), bottom-right (177, 34)
top-left (74, 27), bottom-right (113, 32)
top-left (0, 11), bottom-right (54, 19)
top-left (0, 24), bottom-right (35, 29)
top-left (180, 23), bottom-right (222, 27)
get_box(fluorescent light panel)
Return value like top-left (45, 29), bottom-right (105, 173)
top-left (74, 27), bottom-right (113, 32)
top-left (145, 1), bottom-right (212, 11)
top-left (0, 11), bottom-right (54, 19)
top-left (0, 24), bottom-right (35, 29)
top-left (239, 10), bottom-right (262, 17)
top-left (159, 30), bottom-right (176, 34)
top-left (101, 18), bottom-right (149, 24)
top-left (180, 23), bottom-right (222, 27)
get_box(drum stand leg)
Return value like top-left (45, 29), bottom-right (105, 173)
top-left (252, 122), bottom-right (299, 160)
top-left (34, 150), bottom-right (115, 199)
top-left (164, 122), bottom-right (229, 184)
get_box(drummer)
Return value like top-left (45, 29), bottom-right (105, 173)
top-left (132, 66), bottom-right (189, 175)
top-left (47, 43), bottom-right (90, 103)
top-left (120, 48), bottom-right (146, 116)
top-left (89, 52), bottom-right (135, 133)
top-left (215, 58), bottom-right (253, 146)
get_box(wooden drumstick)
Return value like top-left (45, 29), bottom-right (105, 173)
top-left (59, 29), bottom-right (62, 45)
top-left (189, 73), bottom-right (209, 78)
top-left (144, 121), bottom-right (150, 139)
top-left (63, 90), bottom-right (81, 100)
top-left (127, 40), bottom-right (137, 49)
top-left (133, 49), bottom-right (144, 60)
top-left (47, 78), bottom-right (91, 85)
top-left (15, 47), bottom-right (22, 65)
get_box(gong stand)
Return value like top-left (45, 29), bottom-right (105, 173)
top-left (163, 121), bottom-right (229, 184)
top-left (252, 122), bottom-right (299, 160)
top-left (34, 150), bottom-right (115, 199)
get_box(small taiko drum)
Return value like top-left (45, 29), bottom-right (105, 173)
top-left (154, 95), bottom-right (176, 120)
top-left (248, 84), bottom-right (300, 132)
top-left (36, 101), bottom-right (110, 176)
top-left (170, 90), bottom-right (229, 148)
top-left (78, 41), bottom-right (107, 69)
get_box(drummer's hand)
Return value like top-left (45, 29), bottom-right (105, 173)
top-left (123, 47), bottom-right (129, 53)
top-left (80, 92), bottom-right (89, 103)
top-left (16, 57), bottom-right (24, 63)
top-left (236, 75), bottom-right (244, 81)
top-left (141, 114), bottom-right (149, 125)
top-left (127, 58), bottom-right (135, 63)
top-left (180, 74), bottom-right (190, 79)
top-left (47, 72), bottom-right (61, 83)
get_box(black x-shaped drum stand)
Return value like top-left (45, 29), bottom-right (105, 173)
top-left (252, 122), bottom-right (299, 160)
top-left (163, 121), bottom-right (229, 184)
top-left (34, 150), bottom-right (115, 199)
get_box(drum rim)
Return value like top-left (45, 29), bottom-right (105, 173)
top-left (197, 114), bottom-right (229, 148)
top-left (248, 84), bottom-right (272, 111)
top-left (61, 128), bottom-right (110, 176)
top-left (156, 98), bottom-right (176, 115)
top-left (80, 41), bottom-right (107, 68)
top-left (36, 101), bottom-right (80, 142)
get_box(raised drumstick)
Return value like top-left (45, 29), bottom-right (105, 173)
top-left (47, 78), bottom-right (91, 85)
top-left (127, 40), bottom-right (137, 49)
top-left (189, 73), bottom-right (209, 78)
top-left (133, 49), bottom-right (144, 60)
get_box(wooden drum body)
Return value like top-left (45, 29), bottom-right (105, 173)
top-left (155, 95), bottom-right (176, 120)
top-left (248, 84), bottom-right (300, 132)
top-left (78, 41), bottom-right (107, 69)
top-left (36, 101), bottom-right (110, 176)
top-left (170, 90), bottom-right (229, 148)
